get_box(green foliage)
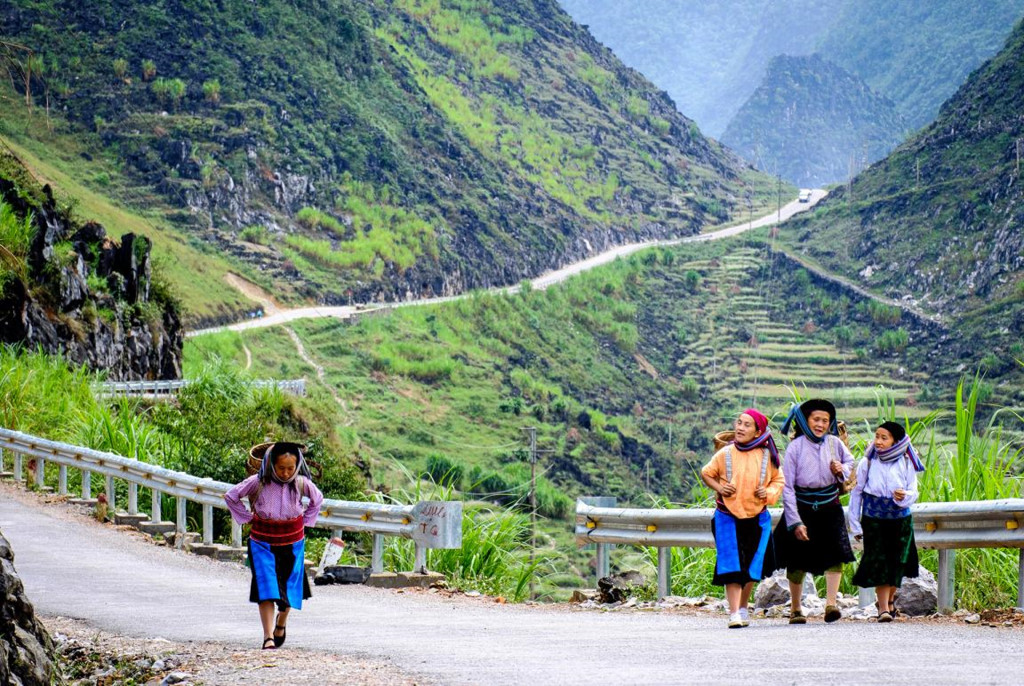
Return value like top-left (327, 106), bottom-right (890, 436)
top-left (0, 200), bottom-right (36, 289)
top-left (0, 347), bottom-right (98, 439)
top-left (150, 77), bottom-right (186, 107)
top-left (201, 79), bottom-right (221, 104)
top-left (425, 453), bottom-right (465, 488)
top-left (377, 476), bottom-right (542, 601)
top-left (875, 328), bottom-right (908, 354)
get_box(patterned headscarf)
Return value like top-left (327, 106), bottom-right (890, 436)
top-left (258, 441), bottom-right (312, 485)
top-left (867, 423), bottom-right (925, 471)
top-left (781, 399), bottom-right (839, 444)
top-left (734, 408), bottom-right (780, 467)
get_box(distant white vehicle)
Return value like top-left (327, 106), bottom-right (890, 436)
top-left (798, 189), bottom-right (812, 203)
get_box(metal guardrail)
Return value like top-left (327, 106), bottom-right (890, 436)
top-left (0, 428), bottom-right (461, 574)
top-left (95, 378), bottom-right (307, 397)
top-left (575, 499), bottom-right (1024, 610)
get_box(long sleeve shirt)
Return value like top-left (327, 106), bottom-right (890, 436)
top-left (781, 434), bottom-right (854, 528)
top-left (702, 445), bottom-right (785, 519)
top-left (847, 457), bottom-right (919, 536)
top-left (224, 474), bottom-right (324, 527)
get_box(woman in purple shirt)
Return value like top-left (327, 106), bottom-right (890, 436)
top-left (225, 441), bottom-right (324, 650)
top-left (774, 399), bottom-right (855, 624)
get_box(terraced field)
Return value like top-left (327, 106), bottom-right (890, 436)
top-left (678, 247), bottom-right (929, 429)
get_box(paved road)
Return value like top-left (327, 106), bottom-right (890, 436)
top-left (3, 488), bottom-right (1020, 685)
top-left (187, 191), bottom-right (827, 337)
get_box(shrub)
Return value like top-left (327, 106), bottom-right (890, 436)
top-left (202, 79), bottom-right (221, 104)
top-left (425, 454), bottom-right (464, 488)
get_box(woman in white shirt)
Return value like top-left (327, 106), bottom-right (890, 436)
top-left (848, 421), bottom-right (925, 622)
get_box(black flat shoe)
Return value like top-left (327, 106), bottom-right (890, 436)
top-left (262, 637), bottom-right (276, 650)
top-left (273, 624), bottom-right (287, 648)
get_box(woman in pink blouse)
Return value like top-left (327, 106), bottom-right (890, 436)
top-left (225, 441), bottom-right (324, 650)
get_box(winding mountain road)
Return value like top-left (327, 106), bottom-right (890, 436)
top-left (2, 485), bottom-right (1020, 685)
top-left (187, 191), bottom-right (827, 338)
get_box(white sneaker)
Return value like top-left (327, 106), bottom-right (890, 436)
top-left (739, 607), bottom-right (750, 626)
top-left (728, 612), bottom-right (744, 628)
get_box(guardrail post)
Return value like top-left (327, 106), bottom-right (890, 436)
top-left (657, 547), bottom-right (671, 600)
top-left (58, 465), bottom-right (67, 495)
top-left (1017, 549), bottom-right (1024, 611)
top-left (175, 496), bottom-right (186, 549)
top-left (858, 587), bottom-right (875, 608)
top-left (128, 482), bottom-right (138, 515)
top-left (81, 469), bottom-right (92, 499)
top-left (35, 457), bottom-right (46, 489)
top-left (938, 549), bottom-right (955, 612)
top-left (13, 451), bottom-right (23, 483)
top-left (202, 504), bottom-right (213, 544)
top-left (414, 543), bottom-right (426, 573)
top-left (105, 475), bottom-right (115, 513)
top-left (596, 543), bottom-right (610, 581)
top-left (231, 521), bottom-right (242, 548)
top-left (0, 445), bottom-right (4, 473)
top-left (372, 534), bottom-right (384, 573)
top-left (151, 489), bottom-right (162, 522)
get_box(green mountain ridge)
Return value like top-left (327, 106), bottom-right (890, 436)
top-left (0, 0), bottom-right (774, 315)
top-left (559, 0), bottom-right (1024, 182)
top-left (721, 53), bottom-right (908, 186)
top-left (778, 18), bottom-right (1024, 393)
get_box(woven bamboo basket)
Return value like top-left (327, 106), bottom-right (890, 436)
top-left (713, 430), bottom-right (734, 452)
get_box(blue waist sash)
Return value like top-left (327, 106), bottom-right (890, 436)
top-left (862, 492), bottom-right (910, 520)
top-left (714, 508), bottom-right (772, 579)
top-left (795, 484), bottom-right (839, 510)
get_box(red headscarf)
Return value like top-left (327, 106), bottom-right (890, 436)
top-left (743, 408), bottom-right (769, 435)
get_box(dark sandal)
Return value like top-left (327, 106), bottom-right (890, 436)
top-left (273, 624), bottom-right (287, 648)
top-left (262, 637), bottom-right (276, 650)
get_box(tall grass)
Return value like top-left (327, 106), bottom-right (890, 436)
top-left (376, 473), bottom-right (542, 601)
top-left (0, 346), bottom-right (98, 439)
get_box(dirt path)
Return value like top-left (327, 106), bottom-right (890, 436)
top-left (4, 483), bottom-right (1022, 686)
top-left (283, 326), bottom-right (351, 423)
top-left (223, 273), bottom-right (281, 316)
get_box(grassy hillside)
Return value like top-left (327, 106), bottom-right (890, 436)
top-left (0, 0), bottom-right (775, 315)
top-left (775, 19), bottom-right (1024, 399)
top-left (186, 235), bottom-right (932, 509)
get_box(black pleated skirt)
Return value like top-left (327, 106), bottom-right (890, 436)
top-left (774, 502), bottom-right (855, 575)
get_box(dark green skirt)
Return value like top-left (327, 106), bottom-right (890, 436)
top-left (852, 516), bottom-right (919, 588)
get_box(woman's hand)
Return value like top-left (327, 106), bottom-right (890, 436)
top-left (754, 486), bottom-right (767, 501)
top-left (893, 489), bottom-right (906, 502)
top-left (794, 525), bottom-right (810, 541)
top-left (829, 460), bottom-right (845, 477)
top-left (719, 481), bottom-right (737, 497)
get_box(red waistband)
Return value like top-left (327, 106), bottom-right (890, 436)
top-left (250, 516), bottom-right (305, 545)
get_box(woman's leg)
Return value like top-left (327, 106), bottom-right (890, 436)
top-left (739, 581), bottom-right (755, 611)
top-left (824, 570), bottom-right (842, 606)
top-left (259, 600), bottom-right (275, 641)
top-left (275, 607), bottom-right (291, 632)
top-left (725, 583), bottom-right (742, 613)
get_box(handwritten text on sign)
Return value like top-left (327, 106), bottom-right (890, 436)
top-left (410, 500), bottom-right (463, 549)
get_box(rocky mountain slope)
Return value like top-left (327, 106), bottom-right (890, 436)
top-left (560, 0), bottom-right (1024, 182)
top-left (0, 0), bottom-right (772, 311)
top-left (0, 152), bottom-right (182, 379)
top-left (721, 54), bottom-right (907, 186)
top-left (778, 19), bottom-right (1024, 387)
